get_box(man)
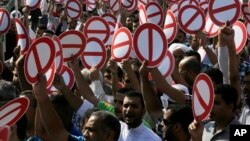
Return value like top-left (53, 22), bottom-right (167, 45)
top-left (189, 84), bottom-right (241, 141)
top-left (239, 71), bottom-right (250, 124)
top-left (119, 91), bottom-right (161, 141)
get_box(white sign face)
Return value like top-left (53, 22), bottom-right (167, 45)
top-left (0, 97), bottom-right (30, 127)
top-left (178, 5), bottom-right (205, 34)
top-left (66, 0), bottom-right (82, 20)
top-left (169, 3), bottom-right (179, 18)
top-left (139, 4), bottom-right (147, 25)
top-left (232, 21), bottom-right (247, 54)
top-left (59, 30), bottom-right (86, 62)
top-left (45, 62), bottom-right (56, 88)
top-left (208, 0), bottom-right (240, 26)
top-left (163, 10), bottom-right (177, 43)
top-left (102, 13), bottom-right (117, 23)
top-left (52, 36), bottom-right (63, 73)
top-left (14, 18), bottom-right (30, 54)
top-left (204, 16), bottom-right (220, 37)
top-left (24, 37), bottom-right (56, 84)
top-left (133, 23), bottom-right (168, 67)
top-left (84, 16), bottom-right (110, 44)
top-left (112, 27), bottom-right (133, 62)
top-left (158, 51), bottom-right (175, 78)
top-left (0, 8), bottom-right (10, 34)
top-left (192, 73), bottom-right (214, 121)
top-left (145, 2), bottom-right (164, 26)
top-left (106, 21), bottom-right (123, 46)
top-left (81, 37), bottom-right (107, 69)
top-left (24, 0), bottom-right (41, 10)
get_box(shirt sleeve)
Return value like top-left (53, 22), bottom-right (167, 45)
top-left (68, 135), bottom-right (84, 141)
top-left (97, 100), bottom-right (115, 113)
top-left (89, 80), bottom-right (107, 102)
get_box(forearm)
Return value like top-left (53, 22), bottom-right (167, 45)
top-left (218, 46), bottom-right (229, 84)
top-left (60, 86), bottom-right (83, 111)
top-left (204, 47), bottom-right (218, 65)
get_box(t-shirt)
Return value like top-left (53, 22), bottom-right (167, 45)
top-left (68, 135), bottom-right (84, 141)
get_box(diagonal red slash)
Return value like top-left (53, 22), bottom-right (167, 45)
top-left (67, 4), bottom-right (80, 13)
top-left (83, 52), bottom-right (104, 56)
top-left (183, 11), bottom-right (200, 28)
top-left (32, 47), bottom-right (43, 71)
top-left (212, 3), bottom-right (238, 14)
top-left (194, 86), bottom-right (209, 110)
top-left (164, 23), bottom-right (175, 29)
top-left (0, 104), bottom-right (21, 121)
top-left (112, 41), bottom-right (130, 50)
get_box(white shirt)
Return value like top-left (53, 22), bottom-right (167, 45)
top-left (239, 104), bottom-right (250, 125)
top-left (119, 122), bottom-right (161, 141)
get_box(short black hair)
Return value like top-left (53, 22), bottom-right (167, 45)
top-left (44, 30), bottom-right (55, 35)
top-left (117, 87), bottom-right (135, 94)
top-left (214, 84), bottom-right (238, 112)
top-left (204, 68), bottom-right (223, 85)
top-left (37, 24), bottom-right (47, 30)
top-left (125, 91), bottom-right (145, 108)
top-left (184, 50), bottom-right (201, 62)
top-left (91, 111), bottom-right (121, 141)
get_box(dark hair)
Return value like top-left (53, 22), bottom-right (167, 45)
top-left (204, 68), bottom-right (223, 85)
top-left (37, 24), bottom-right (47, 30)
top-left (183, 57), bottom-right (201, 74)
top-left (125, 91), bottom-right (145, 108)
top-left (214, 84), bottom-right (238, 111)
top-left (0, 80), bottom-right (16, 101)
top-left (167, 104), bottom-right (193, 135)
top-left (44, 30), bottom-right (55, 35)
top-left (91, 111), bottom-right (121, 141)
top-left (117, 87), bottom-right (135, 94)
top-left (184, 50), bottom-right (201, 62)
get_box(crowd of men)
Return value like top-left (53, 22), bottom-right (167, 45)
top-left (1, 0), bottom-right (250, 141)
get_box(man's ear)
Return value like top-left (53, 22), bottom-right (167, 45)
top-left (105, 130), bottom-right (115, 141)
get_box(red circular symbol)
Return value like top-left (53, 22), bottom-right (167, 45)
top-left (110, 0), bottom-right (120, 13)
top-left (66, 0), bottom-right (82, 20)
top-left (242, 4), bottom-right (250, 24)
top-left (139, 4), bottom-right (147, 25)
top-left (192, 73), bottom-right (214, 121)
top-left (204, 16), bottom-right (220, 37)
top-left (126, 0), bottom-right (137, 13)
top-left (24, 0), bottom-right (41, 10)
top-left (232, 21), bottom-right (247, 54)
top-left (24, 37), bottom-right (56, 84)
top-left (0, 8), bottom-right (10, 34)
top-left (81, 37), bottom-right (107, 69)
top-left (52, 36), bottom-right (63, 73)
top-left (0, 97), bottom-right (30, 127)
top-left (133, 23), bottom-right (168, 67)
top-left (208, 0), bottom-right (240, 26)
top-left (59, 30), bottom-right (86, 62)
top-left (178, 5), bottom-right (205, 34)
top-left (163, 10), bottom-right (177, 43)
top-left (158, 51), bottom-right (175, 78)
top-left (84, 16), bottom-right (110, 44)
top-left (102, 13), bottom-right (117, 23)
top-left (178, 0), bottom-right (199, 10)
top-left (146, 1), bottom-right (164, 26)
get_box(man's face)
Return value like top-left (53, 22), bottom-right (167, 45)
top-left (122, 96), bottom-right (145, 128)
top-left (178, 61), bottom-right (192, 86)
top-left (161, 109), bottom-right (176, 141)
top-left (83, 116), bottom-right (107, 141)
top-left (210, 94), bottom-right (232, 122)
top-left (123, 74), bottom-right (131, 88)
top-left (190, 35), bottom-right (200, 51)
top-left (114, 93), bottom-right (125, 120)
top-left (126, 17), bottom-right (135, 31)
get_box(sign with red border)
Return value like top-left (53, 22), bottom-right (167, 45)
top-left (204, 16), bottom-right (220, 37)
top-left (44, 62), bottom-right (56, 88)
top-left (158, 51), bottom-right (175, 78)
top-left (59, 30), bottom-right (86, 62)
top-left (0, 8), bottom-right (10, 34)
top-left (121, 0), bottom-right (134, 9)
top-left (163, 10), bottom-right (177, 43)
top-left (208, 0), bottom-right (240, 26)
top-left (24, 0), bottom-right (41, 10)
top-left (86, 3), bottom-right (96, 11)
top-left (24, 37), bottom-right (56, 84)
top-left (0, 126), bottom-right (10, 141)
top-left (145, 1), bottom-right (164, 26)
top-left (84, 16), bottom-right (110, 44)
top-left (178, 5), bottom-right (205, 34)
top-left (241, 4), bottom-right (250, 24)
top-left (133, 23), bottom-right (168, 67)
top-left (126, 0), bottom-right (137, 13)
top-left (139, 4), bottom-right (147, 25)
top-left (106, 21), bottom-right (123, 46)
top-left (232, 21), bottom-right (247, 54)
top-left (110, 0), bottom-right (120, 13)
top-left (245, 21), bottom-right (250, 39)
top-left (0, 97), bottom-right (30, 127)
top-left (52, 36), bottom-right (63, 73)
top-left (169, 3), bottom-right (179, 18)
top-left (178, 0), bottom-right (199, 10)
top-left (81, 37), bottom-right (107, 69)
top-left (14, 18), bottom-right (30, 54)
top-left (65, 0), bottom-right (82, 20)
top-left (102, 13), bottom-right (117, 23)
top-left (192, 73), bottom-right (214, 121)
top-left (111, 27), bottom-right (132, 62)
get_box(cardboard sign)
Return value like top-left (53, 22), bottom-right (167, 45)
top-left (111, 27), bottom-right (132, 62)
top-left (246, 22), bottom-right (250, 39)
top-left (163, 10), bottom-right (177, 43)
top-left (178, 0), bottom-right (199, 10)
top-left (52, 36), bottom-right (63, 73)
top-left (192, 73), bottom-right (214, 121)
top-left (110, 0), bottom-right (120, 13)
top-left (0, 8), bottom-right (10, 34)
top-left (24, 0), bottom-right (41, 10)
top-left (84, 16), bottom-right (110, 44)
top-left (59, 30), bottom-right (86, 62)
top-left (102, 13), bottom-right (117, 23)
top-left (139, 4), bottom-right (147, 25)
top-left (81, 37), bottom-right (107, 69)
top-left (241, 4), bottom-right (250, 24)
top-left (0, 126), bottom-right (10, 141)
top-left (158, 51), bottom-right (175, 78)
top-left (14, 18), bottom-right (30, 54)
top-left (133, 23), bottom-right (167, 67)
top-left (24, 37), bottom-right (56, 84)
top-left (169, 3), bottom-right (179, 18)
top-left (0, 97), bottom-right (30, 127)
top-left (208, 0), bottom-right (240, 26)
top-left (45, 62), bottom-right (56, 88)
top-left (232, 21), bottom-right (247, 54)
top-left (178, 5), bottom-right (205, 34)
top-left (66, 0), bottom-right (82, 20)
top-left (204, 16), bottom-right (220, 37)
top-left (145, 2), bottom-right (164, 26)
top-left (48, 65), bottom-right (75, 93)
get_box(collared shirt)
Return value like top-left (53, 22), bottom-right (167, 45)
top-left (202, 117), bottom-right (241, 141)
top-left (118, 122), bottom-right (161, 141)
top-left (239, 104), bottom-right (250, 125)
